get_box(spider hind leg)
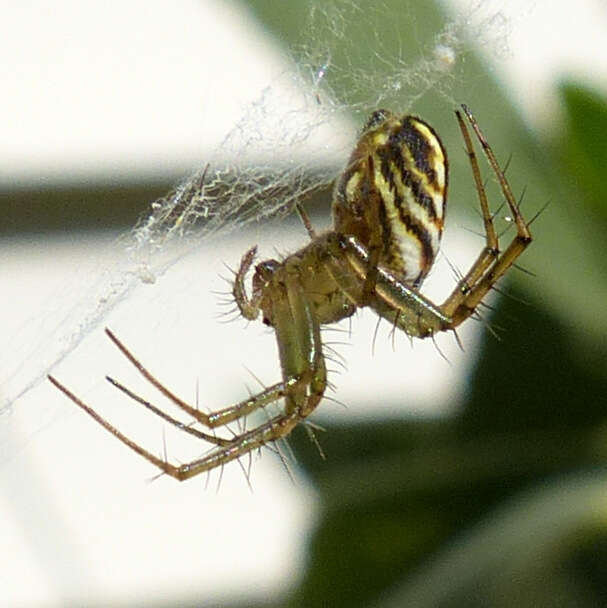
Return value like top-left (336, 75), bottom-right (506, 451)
top-left (439, 105), bottom-right (533, 328)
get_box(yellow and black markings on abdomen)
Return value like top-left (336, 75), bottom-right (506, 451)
top-left (334, 111), bottom-right (448, 287)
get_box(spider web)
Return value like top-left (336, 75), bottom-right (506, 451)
top-left (1, 0), bottom-right (514, 415)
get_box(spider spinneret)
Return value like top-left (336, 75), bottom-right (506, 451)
top-left (49, 105), bottom-right (532, 480)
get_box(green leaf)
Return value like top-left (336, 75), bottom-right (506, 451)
top-left (558, 82), bottom-right (607, 221)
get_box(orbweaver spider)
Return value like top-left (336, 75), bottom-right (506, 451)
top-left (49, 105), bottom-right (532, 481)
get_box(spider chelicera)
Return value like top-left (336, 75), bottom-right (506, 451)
top-left (49, 104), bottom-right (532, 481)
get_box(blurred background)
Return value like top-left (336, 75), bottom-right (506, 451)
top-left (2, 0), bottom-right (607, 606)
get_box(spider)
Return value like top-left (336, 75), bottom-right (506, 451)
top-left (49, 105), bottom-right (532, 481)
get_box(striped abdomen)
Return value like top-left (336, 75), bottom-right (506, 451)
top-left (333, 110), bottom-right (447, 286)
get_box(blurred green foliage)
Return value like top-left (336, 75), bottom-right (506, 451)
top-left (558, 84), bottom-right (607, 222)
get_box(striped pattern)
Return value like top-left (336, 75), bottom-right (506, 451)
top-left (333, 111), bottom-right (447, 286)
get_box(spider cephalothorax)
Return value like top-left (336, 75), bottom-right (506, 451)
top-left (49, 105), bottom-right (532, 480)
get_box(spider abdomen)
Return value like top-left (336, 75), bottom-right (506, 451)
top-left (333, 111), bottom-right (448, 286)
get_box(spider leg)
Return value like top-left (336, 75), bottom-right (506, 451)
top-left (274, 258), bottom-right (327, 417)
top-left (439, 105), bottom-right (532, 328)
top-left (323, 233), bottom-right (450, 338)
top-left (161, 270), bottom-right (328, 479)
top-left (49, 266), bottom-right (327, 481)
top-left (48, 371), bottom-right (298, 480)
top-left (47, 369), bottom-right (311, 479)
top-left (104, 375), bottom-right (231, 446)
top-left (48, 374), bottom-right (193, 476)
top-left (104, 328), bottom-right (288, 429)
top-left (443, 108), bottom-right (500, 296)
top-left (295, 202), bottom-right (317, 239)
